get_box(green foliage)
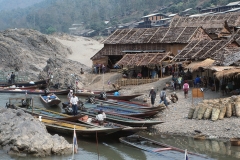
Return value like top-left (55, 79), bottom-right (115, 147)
top-left (0, 0), bottom-right (238, 34)
top-left (46, 26), bottom-right (56, 34)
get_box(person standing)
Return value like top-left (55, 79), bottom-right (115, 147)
top-left (6, 73), bottom-right (10, 84)
top-left (160, 88), bottom-right (168, 108)
top-left (172, 75), bottom-right (177, 90)
top-left (149, 87), bottom-right (156, 107)
top-left (70, 94), bottom-right (78, 116)
top-left (67, 90), bottom-right (73, 102)
top-left (11, 72), bottom-right (15, 84)
top-left (183, 81), bottom-right (190, 98)
top-left (177, 75), bottom-right (182, 90)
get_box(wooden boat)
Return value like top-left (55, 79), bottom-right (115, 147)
top-left (230, 138), bottom-right (240, 146)
top-left (0, 79), bottom-right (50, 87)
top-left (41, 116), bottom-right (123, 137)
top-left (40, 93), bottom-right (61, 106)
top-left (75, 89), bottom-right (120, 97)
top-left (104, 94), bottom-right (142, 101)
top-left (2, 84), bottom-right (47, 90)
top-left (18, 106), bottom-right (83, 122)
top-left (80, 111), bottom-right (164, 127)
top-left (117, 99), bottom-right (150, 107)
top-left (78, 115), bottom-right (146, 137)
top-left (91, 105), bottom-right (159, 118)
top-left (95, 99), bottom-right (164, 111)
top-left (0, 89), bottom-right (69, 95)
top-left (119, 135), bottom-right (204, 158)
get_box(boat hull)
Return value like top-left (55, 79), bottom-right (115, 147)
top-left (41, 117), bottom-right (122, 137)
top-left (40, 94), bottom-right (61, 107)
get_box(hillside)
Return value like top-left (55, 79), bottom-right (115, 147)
top-left (0, 29), bottom-right (90, 88)
top-left (0, 0), bottom-right (44, 11)
top-left (0, 0), bottom-right (237, 34)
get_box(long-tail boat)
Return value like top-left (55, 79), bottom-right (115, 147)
top-left (78, 115), bottom-right (146, 137)
top-left (41, 116), bottom-right (123, 137)
top-left (119, 135), bottom-right (205, 159)
top-left (17, 106), bottom-right (83, 122)
top-left (90, 105), bottom-right (159, 118)
top-left (80, 111), bottom-right (164, 127)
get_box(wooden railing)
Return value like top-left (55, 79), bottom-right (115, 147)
top-left (116, 78), bottom-right (159, 86)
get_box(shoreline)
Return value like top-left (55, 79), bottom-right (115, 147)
top-left (86, 74), bottom-right (239, 141)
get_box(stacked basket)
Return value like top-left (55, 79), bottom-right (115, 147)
top-left (188, 96), bottom-right (240, 121)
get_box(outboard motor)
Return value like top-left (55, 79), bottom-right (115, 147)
top-left (64, 106), bottom-right (73, 115)
top-left (99, 92), bottom-right (107, 100)
top-left (5, 102), bottom-right (17, 109)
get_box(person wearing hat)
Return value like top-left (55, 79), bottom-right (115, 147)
top-left (149, 87), bottom-right (156, 107)
top-left (67, 90), bottom-right (73, 102)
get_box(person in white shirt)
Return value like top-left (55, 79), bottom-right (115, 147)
top-left (100, 109), bottom-right (106, 121)
top-left (70, 94), bottom-right (78, 116)
top-left (67, 90), bottom-right (73, 102)
top-left (95, 111), bottom-right (104, 125)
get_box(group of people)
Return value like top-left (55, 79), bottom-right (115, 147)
top-left (149, 81), bottom-right (190, 107)
top-left (93, 63), bottom-right (106, 74)
top-left (6, 72), bottom-right (15, 84)
top-left (67, 90), bottom-right (106, 125)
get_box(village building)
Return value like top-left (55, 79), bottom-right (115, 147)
top-left (91, 26), bottom-right (211, 79)
top-left (137, 13), bottom-right (169, 28)
top-left (170, 12), bottom-right (240, 39)
top-left (200, 1), bottom-right (240, 14)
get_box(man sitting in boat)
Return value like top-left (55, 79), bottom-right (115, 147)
top-left (95, 110), bottom-right (104, 125)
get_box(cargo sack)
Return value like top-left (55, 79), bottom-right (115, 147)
top-left (226, 103), bottom-right (232, 118)
top-left (235, 102), bottom-right (240, 117)
top-left (192, 106), bottom-right (200, 119)
top-left (203, 107), bottom-right (212, 119)
top-left (211, 108), bottom-right (220, 121)
top-left (187, 108), bottom-right (195, 119)
top-left (232, 103), bottom-right (236, 116)
top-left (197, 106), bottom-right (207, 120)
top-left (218, 106), bottom-right (227, 120)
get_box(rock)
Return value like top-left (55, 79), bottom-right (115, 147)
top-left (0, 108), bottom-right (72, 157)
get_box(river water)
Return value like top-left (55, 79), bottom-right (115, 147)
top-left (0, 93), bottom-right (239, 160)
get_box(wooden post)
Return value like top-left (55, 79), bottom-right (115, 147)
top-left (32, 97), bottom-right (33, 115)
top-left (161, 63), bottom-right (163, 78)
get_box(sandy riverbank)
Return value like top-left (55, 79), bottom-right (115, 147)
top-left (55, 36), bottom-right (103, 67)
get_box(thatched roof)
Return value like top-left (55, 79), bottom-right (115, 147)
top-left (209, 66), bottom-right (236, 72)
top-left (102, 27), bottom-right (211, 44)
top-left (173, 39), bottom-right (240, 61)
top-left (116, 52), bottom-right (170, 66)
top-left (185, 59), bottom-right (215, 70)
top-left (170, 12), bottom-right (240, 28)
top-left (215, 68), bottom-right (240, 79)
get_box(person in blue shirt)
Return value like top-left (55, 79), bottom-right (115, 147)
top-left (113, 91), bottom-right (120, 96)
top-left (194, 75), bottom-right (201, 88)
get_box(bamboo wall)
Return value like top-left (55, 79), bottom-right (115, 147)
top-left (116, 78), bottom-right (159, 86)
